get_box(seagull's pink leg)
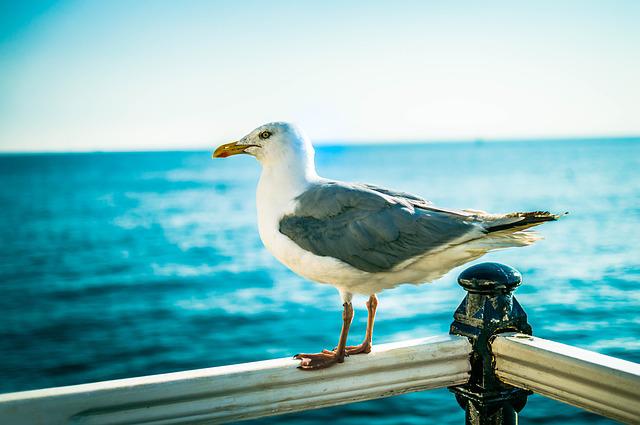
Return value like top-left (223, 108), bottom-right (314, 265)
top-left (344, 294), bottom-right (378, 355)
top-left (294, 302), bottom-right (353, 370)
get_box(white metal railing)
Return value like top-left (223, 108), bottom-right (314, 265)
top-left (492, 332), bottom-right (640, 424)
top-left (2, 332), bottom-right (639, 425)
top-left (0, 335), bottom-right (471, 425)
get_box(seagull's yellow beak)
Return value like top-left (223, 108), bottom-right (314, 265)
top-left (212, 141), bottom-right (254, 158)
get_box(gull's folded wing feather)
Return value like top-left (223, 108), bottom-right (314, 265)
top-left (359, 183), bottom-right (433, 209)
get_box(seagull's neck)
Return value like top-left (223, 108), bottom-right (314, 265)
top-left (256, 147), bottom-right (321, 237)
top-left (257, 148), bottom-right (320, 215)
top-left (254, 141), bottom-right (322, 255)
top-left (254, 147), bottom-right (317, 262)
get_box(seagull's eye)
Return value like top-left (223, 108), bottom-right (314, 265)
top-left (259, 131), bottom-right (272, 140)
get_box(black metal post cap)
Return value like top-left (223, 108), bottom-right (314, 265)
top-left (457, 262), bottom-right (522, 294)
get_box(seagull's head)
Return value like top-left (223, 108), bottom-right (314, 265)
top-left (212, 122), bottom-right (314, 166)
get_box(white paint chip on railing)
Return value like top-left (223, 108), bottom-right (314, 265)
top-left (0, 334), bottom-right (472, 425)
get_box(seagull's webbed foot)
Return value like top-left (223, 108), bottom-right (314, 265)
top-left (294, 351), bottom-right (345, 370)
top-left (294, 302), bottom-right (354, 371)
top-left (328, 342), bottom-right (371, 355)
top-left (345, 342), bottom-right (372, 355)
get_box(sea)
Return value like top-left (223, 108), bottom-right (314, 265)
top-left (1, 138), bottom-right (638, 424)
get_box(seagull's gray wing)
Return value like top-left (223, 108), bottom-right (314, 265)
top-left (279, 181), bottom-right (481, 273)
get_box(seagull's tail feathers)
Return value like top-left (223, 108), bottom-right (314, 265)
top-left (386, 210), bottom-right (566, 289)
top-left (481, 211), bottom-right (566, 233)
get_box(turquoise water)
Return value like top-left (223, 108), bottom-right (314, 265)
top-left (1, 139), bottom-right (639, 424)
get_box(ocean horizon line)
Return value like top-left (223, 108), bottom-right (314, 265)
top-left (0, 134), bottom-right (638, 155)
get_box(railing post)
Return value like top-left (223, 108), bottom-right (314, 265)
top-left (449, 262), bottom-right (532, 425)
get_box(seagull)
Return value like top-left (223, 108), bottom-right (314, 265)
top-left (213, 122), bottom-right (559, 370)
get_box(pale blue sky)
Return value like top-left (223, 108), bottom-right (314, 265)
top-left (1, 0), bottom-right (639, 152)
